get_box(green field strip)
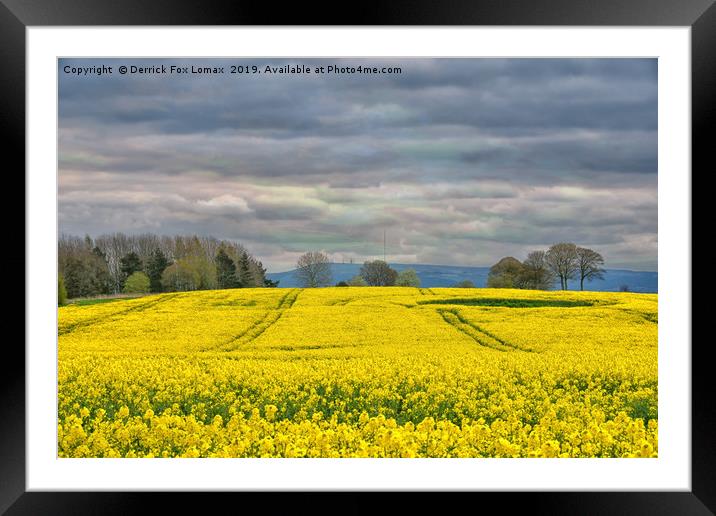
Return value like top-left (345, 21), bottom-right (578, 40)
top-left (420, 297), bottom-right (595, 308)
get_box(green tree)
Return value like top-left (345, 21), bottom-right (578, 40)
top-left (89, 251), bottom-right (112, 294)
top-left (264, 278), bottom-right (280, 288)
top-left (92, 246), bottom-right (106, 261)
top-left (62, 258), bottom-right (94, 298)
top-left (190, 256), bottom-right (217, 290)
top-left (347, 275), bottom-right (367, 286)
top-left (254, 260), bottom-right (269, 288)
top-left (146, 248), bottom-right (171, 293)
top-left (161, 257), bottom-right (217, 292)
top-left (215, 248), bottom-right (238, 289)
top-left (61, 253), bottom-right (112, 298)
top-left (237, 252), bottom-right (255, 287)
top-left (487, 257), bottom-right (524, 288)
top-left (452, 280), bottom-right (475, 288)
top-left (161, 261), bottom-right (197, 292)
top-left (123, 271), bottom-right (150, 293)
top-left (58, 274), bottom-right (67, 306)
top-left (120, 252), bottom-right (143, 288)
top-left (395, 269), bottom-right (421, 287)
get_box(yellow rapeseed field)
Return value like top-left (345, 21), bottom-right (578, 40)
top-left (58, 287), bottom-right (658, 458)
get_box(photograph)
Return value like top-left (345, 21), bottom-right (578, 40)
top-left (56, 57), bottom-right (658, 459)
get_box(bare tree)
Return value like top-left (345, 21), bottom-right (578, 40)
top-left (294, 251), bottom-right (332, 287)
top-left (545, 242), bottom-right (578, 290)
top-left (94, 233), bottom-right (133, 293)
top-left (520, 250), bottom-right (556, 290)
top-left (134, 233), bottom-right (160, 264)
top-left (576, 247), bottom-right (605, 291)
top-left (199, 235), bottom-right (221, 262)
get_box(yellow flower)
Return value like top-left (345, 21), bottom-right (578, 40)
top-left (57, 287), bottom-right (657, 458)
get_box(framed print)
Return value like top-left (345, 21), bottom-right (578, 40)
top-left (4, 0), bottom-right (712, 513)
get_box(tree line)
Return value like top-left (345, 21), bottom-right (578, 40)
top-left (60, 236), bottom-right (606, 299)
top-left (294, 243), bottom-right (604, 291)
top-left (58, 233), bottom-right (277, 300)
top-left (294, 252), bottom-right (421, 288)
top-left (487, 242), bottom-right (605, 291)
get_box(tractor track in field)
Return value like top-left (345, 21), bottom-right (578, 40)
top-left (277, 289), bottom-right (300, 309)
top-left (212, 310), bottom-right (285, 352)
top-left (58, 294), bottom-right (182, 336)
top-left (208, 289), bottom-right (301, 352)
top-left (641, 313), bottom-right (658, 324)
top-left (618, 308), bottom-right (658, 324)
top-left (438, 309), bottom-right (535, 353)
top-left (329, 297), bottom-right (355, 306)
top-left (419, 288), bottom-right (438, 296)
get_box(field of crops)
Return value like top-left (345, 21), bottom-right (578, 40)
top-left (58, 287), bottom-right (658, 458)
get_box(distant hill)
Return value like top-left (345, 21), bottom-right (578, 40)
top-left (266, 263), bottom-right (657, 293)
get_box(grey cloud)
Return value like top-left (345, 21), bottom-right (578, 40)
top-left (58, 58), bottom-right (658, 271)
top-left (60, 58), bottom-right (657, 136)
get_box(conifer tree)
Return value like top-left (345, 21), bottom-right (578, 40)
top-left (237, 252), bottom-right (254, 287)
top-left (146, 248), bottom-right (171, 293)
top-left (215, 248), bottom-right (238, 289)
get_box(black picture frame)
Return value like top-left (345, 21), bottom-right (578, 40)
top-left (3, 0), bottom-right (711, 513)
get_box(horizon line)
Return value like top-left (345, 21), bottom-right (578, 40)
top-left (269, 261), bottom-right (659, 275)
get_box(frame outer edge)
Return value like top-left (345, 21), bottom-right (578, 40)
top-left (0, 0), bottom-right (27, 514)
top-left (691, 1), bottom-right (716, 513)
top-left (0, 0), bottom-right (715, 26)
top-left (4, 0), bottom-right (713, 513)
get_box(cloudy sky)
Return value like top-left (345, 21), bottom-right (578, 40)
top-left (58, 58), bottom-right (657, 272)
